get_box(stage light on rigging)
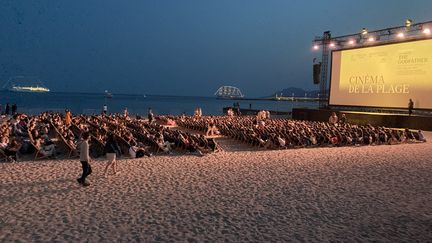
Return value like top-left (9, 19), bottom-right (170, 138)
top-left (361, 28), bottom-right (368, 35)
top-left (313, 44), bottom-right (319, 50)
top-left (423, 28), bottom-right (431, 35)
top-left (397, 32), bottom-right (405, 38)
top-left (348, 39), bottom-right (355, 45)
top-left (329, 43), bottom-right (336, 48)
top-left (405, 19), bottom-right (413, 27)
top-left (367, 37), bottom-right (375, 42)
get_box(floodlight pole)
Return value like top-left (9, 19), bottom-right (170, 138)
top-left (319, 31), bottom-right (331, 109)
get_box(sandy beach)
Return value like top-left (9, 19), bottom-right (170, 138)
top-left (1, 133), bottom-right (431, 242)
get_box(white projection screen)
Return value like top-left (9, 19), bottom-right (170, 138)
top-left (329, 39), bottom-right (432, 110)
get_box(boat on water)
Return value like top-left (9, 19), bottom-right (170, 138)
top-left (2, 76), bottom-right (50, 93)
top-left (9, 85), bottom-right (50, 92)
top-left (105, 90), bottom-right (113, 98)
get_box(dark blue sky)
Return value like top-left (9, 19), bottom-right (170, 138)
top-left (1, 0), bottom-right (431, 97)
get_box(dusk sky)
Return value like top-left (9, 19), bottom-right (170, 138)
top-left (1, 0), bottom-right (431, 97)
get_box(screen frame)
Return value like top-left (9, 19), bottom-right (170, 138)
top-left (328, 36), bottom-right (432, 111)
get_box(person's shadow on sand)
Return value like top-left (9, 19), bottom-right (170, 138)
top-left (0, 178), bottom-right (79, 204)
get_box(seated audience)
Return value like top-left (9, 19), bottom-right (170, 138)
top-left (129, 141), bottom-right (152, 158)
top-left (329, 112), bottom-right (338, 125)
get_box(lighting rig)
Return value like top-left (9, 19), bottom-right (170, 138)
top-left (312, 19), bottom-right (432, 108)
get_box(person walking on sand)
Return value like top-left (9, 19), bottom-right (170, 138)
top-left (148, 108), bottom-right (154, 124)
top-left (77, 132), bottom-right (92, 186)
top-left (102, 104), bottom-right (108, 115)
top-left (11, 104), bottom-right (17, 115)
top-left (103, 133), bottom-right (122, 177)
top-left (5, 103), bottom-right (10, 115)
top-left (408, 98), bottom-right (414, 116)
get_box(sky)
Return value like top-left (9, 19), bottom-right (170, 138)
top-left (1, 0), bottom-right (431, 97)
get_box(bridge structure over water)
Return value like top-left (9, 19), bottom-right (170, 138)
top-left (214, 86), bottom-right (244, 98)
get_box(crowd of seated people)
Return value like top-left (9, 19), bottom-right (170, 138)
top-left (0, 135), bottom-right (21, 161)
top-left (0, 113), bottom-right (57, 160)
top-left (156, 116), bottom-right (176, 126)
top-left (175, 115), bottom-right (427, 150)
top-left (257, 110), bottom-right (270, 121)
top-left (26, 112), bottom-right (81, 158)
top-left (77, 114), bottom-right (219, 157)
top-left (1, 112), bottom-right (115, 161)
top-left (0, 110), bottom-right (426, 161)
top-left (120, 115), bottom-right (218, 156)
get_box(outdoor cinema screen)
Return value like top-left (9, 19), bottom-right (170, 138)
top-left (329, 39), bottom-right (432, 109)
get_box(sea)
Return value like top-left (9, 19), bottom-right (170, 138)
top-left (0, 90), bottom-right (318, 116)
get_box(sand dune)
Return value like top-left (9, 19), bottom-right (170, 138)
top-left (1, 133), bottom-right (431, 242)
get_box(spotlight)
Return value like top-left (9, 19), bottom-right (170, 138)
top-left (368, 37), bottom-right (375, 42)
top-left (423, 28), bottom-right (431, 35)
top-left (329, 43), bottom-right (336, 48)
top-left (405, 19), bottom-right (413, 27)
top-left (313, 44), bottom-right (319, 50)
top-left (348, 39), bottom-right (355, 45)
top-left (397, 32), bottom-right (404, 38)
top-left (361, 28), bottom-right (368, 35)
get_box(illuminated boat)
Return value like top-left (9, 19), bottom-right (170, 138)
top-left (2, 76), bottom-right (50, 93)
top-left (105, 90), bottom-right (113, 98)
top-left (10, 85), bottom-right (50, 92)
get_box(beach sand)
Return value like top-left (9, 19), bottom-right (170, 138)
top-left (1, 133), bottom-right (431, 242)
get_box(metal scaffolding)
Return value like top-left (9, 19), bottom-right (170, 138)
top-left (312, 20), bottom-right (432, 109)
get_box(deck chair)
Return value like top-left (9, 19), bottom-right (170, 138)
top-left (32, 144), bottom-right (50, 160)
top-left (156, 142), bottom-right (173, 154)
top-left (257, 137), bottom-right (267, 148)
top-left (59, 137), bottom-right (78, 158)
top-left (30, 138), bottom-right (53, 160)
top-left (66, 141), bottom-right (78, 158)
top-left (64, 138), bottom-right (78, 158)
top-left (51, 123), bottom-right (78, 158)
